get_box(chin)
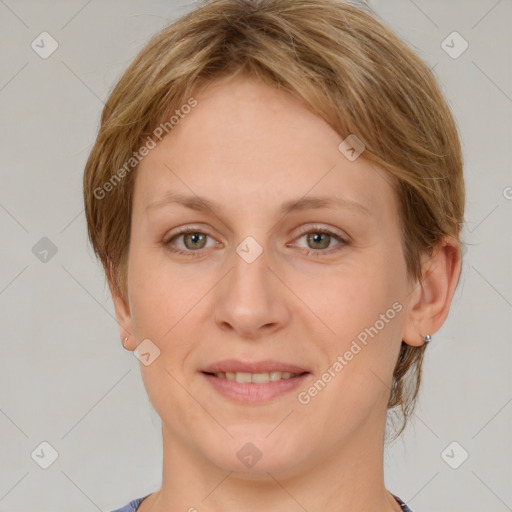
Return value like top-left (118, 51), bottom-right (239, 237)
top-left (203, 426), bottom-right (307, 478)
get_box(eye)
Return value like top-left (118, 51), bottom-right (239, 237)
top-left (164, 225), bottom-right (349, 258)
top-left (164, 228), bottom-right (219, 256)
top-left (292, 226), bottom-right (348, 256)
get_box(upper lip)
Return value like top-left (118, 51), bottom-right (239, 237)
top-left (202, 359), bottom-right (309, 374)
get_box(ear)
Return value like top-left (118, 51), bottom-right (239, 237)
top-left (402, 236), bottom-right (462, 347)
top-left (108, 280), bottom-right (136, 351)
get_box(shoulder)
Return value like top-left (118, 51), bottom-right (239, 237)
top-left (111, 494), bottom-right (413, 512)
top-left (109, 496), bottom-right (147, 512)
top-left (393, 494), bottom-right (414, 512)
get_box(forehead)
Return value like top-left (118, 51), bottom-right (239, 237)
top-left (134, 75), bottom-right (396, 221)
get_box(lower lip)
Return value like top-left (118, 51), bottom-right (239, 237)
top-left (201, 372), bottom-right (310, 403)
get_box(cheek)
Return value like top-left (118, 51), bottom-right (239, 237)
top-left (295, 277), bottom-right (405, 440)
top-left (126, 246), bottom-right (215, 380)
top-left (316, 255), bottom-right (405, 344)
top-left (126, 251), bottom-right (203, 420)
top-left (127, 247), bottom-right (198, 338)
top-left (301, 248), bottom-right (407, 399)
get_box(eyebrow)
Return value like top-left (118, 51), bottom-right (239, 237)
top-left (145, 192), bottom-right (371, 216)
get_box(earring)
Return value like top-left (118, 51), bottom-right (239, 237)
top-left (123, 336), bottom-right (128, 348)
top-left (422, 334), bottom-right (432, 345)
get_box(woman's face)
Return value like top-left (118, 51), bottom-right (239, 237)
top-left (120, 75), bottom-right (419, 477)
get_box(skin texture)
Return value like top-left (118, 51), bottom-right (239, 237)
top-left (111, 74), bottom-right (461, 512)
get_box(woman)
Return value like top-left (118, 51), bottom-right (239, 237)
top-left (83, 0), bottom-right (464, 510)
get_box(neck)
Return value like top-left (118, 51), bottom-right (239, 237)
top-left (141, 408), bottom-right (400, 512)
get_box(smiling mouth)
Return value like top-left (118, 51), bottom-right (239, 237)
top-left (202, 371), bottom-right (309, 383)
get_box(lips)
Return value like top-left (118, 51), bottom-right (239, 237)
top-left (211, 371), bottom-right (301, 383)
top-left (201, 370), bottom-right (310, 403)
top-left (200, 359), bottom-right (311, 402)
top-left (201, 359), bottom-right (309, 375)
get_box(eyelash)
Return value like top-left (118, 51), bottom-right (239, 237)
top-left (164, 225), bottom-right (349, 258)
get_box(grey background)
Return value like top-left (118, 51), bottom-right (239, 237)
top-left (0, 0), bottom-right (510, 511)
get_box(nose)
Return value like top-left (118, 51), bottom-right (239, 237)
top-left (213, 245), bottom-right (290, 340)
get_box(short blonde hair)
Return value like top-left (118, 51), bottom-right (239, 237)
top-left (83, 0), bottom-right (465, 436)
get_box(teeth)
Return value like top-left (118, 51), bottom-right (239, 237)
top-left (235, 372), bottom-right (252, 383)
top-left (215, 371), bottom-right (298, 382)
